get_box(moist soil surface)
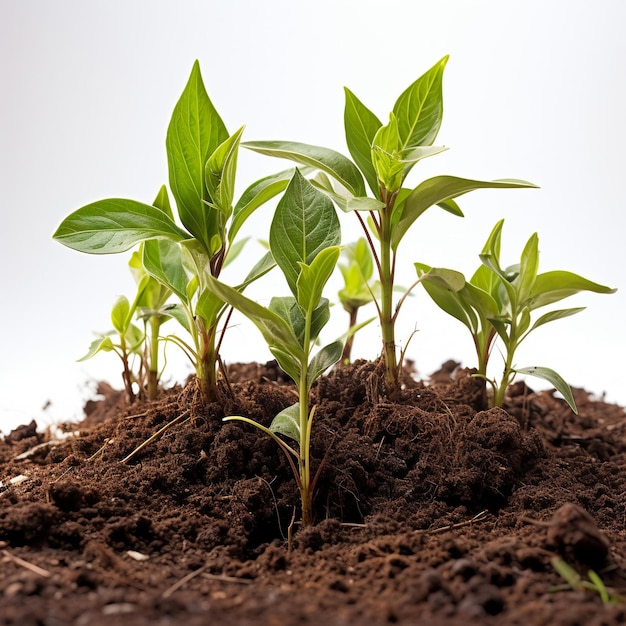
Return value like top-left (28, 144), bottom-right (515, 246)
top-left (1, 360), bottom-right (626, 625)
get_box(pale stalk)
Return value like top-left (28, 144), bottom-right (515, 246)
top-left (378, 189), bottom-right (399, 392)
top-left (299, 307), bottom-right (313, 526)
top-left (147, 318), bottom-right (160, 401)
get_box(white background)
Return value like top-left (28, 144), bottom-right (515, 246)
top-left (1, 0), bottom-right (625, 433)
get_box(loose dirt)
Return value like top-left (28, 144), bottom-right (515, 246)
top-left (1, 360), bottom-right (625, 625)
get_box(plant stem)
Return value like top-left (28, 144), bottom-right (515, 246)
top-left (197, 324), bottom-right (219, 403)
top-left (493, 324), bottom-right (517, 408)
top-left (379, 189), bottom-right (399, 392)
top-left (340, 307), bottom-right (359, 363)
top-left (147, 318), bottom-right (160, 401)
top-left (299, 309), bottom-right (313, 526)
top-left (118, 336), bottom-right (136, 405)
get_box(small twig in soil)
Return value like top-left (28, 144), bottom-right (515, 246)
top-left (2, 550), bottom-right (51, 578)
top-left (121, 409), bottom-right (190, 464)
top-left (201, 573), bottom-right (253, 585)
top-left (258, 476), bottom-right (286, 541)
top-left (86, 438), bottom-right (115, 462)
top-left (374, 437), bottom-right (385, 463)
top-left (13, 440), bottom-right (64, 462)
top-left (416, 509), bottom-right (491, 535)
top-left (123, 410), bottom-right (150, 420)
top-left (162, 563), bottom-right (208, 598)
top-left (287, 508), bottom-right (297, 553)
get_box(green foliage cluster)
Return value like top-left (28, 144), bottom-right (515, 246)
top-left (53, 58), bottom-right (616, 525)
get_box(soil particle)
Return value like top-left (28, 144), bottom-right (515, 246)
top-left (546, 502), bottom-right (611, 567)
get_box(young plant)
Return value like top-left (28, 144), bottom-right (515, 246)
top-left (53, 61), bottom-right (288, 402)
top-left (337, 238), bottom-right (377, 363)
top-left (416, 219), bottom-right (616, 412)
top-left (205, 169), bottom-right (343, 526)
top-left (242, 55), bottom-right (536, 395)
top-left (551, 557), bottom-right (624, 605)
top-left (79, 294), bottom-right (145, 404)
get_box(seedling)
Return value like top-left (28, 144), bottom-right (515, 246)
top-left (79, 294), bottom-right (145, 404)
top-left (337, 238), bottom-right (377, 363)
top-left (550, 557), bottom-right (623, 605)
top-left (53, 61), bottom-right (289, 401)
top-left (242, 56), bottom-right (536, 395)
top-left (417, 219), bottom-right (616, 412)
top-left (206, 170), bottom-right (343, 526)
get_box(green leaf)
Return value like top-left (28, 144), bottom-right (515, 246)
top-left (371, 115), bottom-right (405, 193)
top-left (551, 558), bottom-right (582, 589)
top-left (345, 238), bottom-right (374, 282)
top-left (343, 87), bottom-right (383, 196)
top-left (529, 271), bottom-right (617, 309)
top-left (421, 267), bottom-right (466, 292)
top-left (269, 296), bottom-right (304, 338)
top-left (530, 307), bottom-right (586, 332)
top-left (392, 177), bottom-right (537, 250)
top-left (222, 236), bottom-right (249, 269)
top-left (269, 296), bottom-right (331, 346)
top-left (52, 199), bottom-right (191, 254)
top-left (205, 125), bottom-right (245, 213)
top-left (518, 232), bottom-right (539, 303)
top-left (125, 323), bottom-right (145, 354)
top-left (514, 366), bottom-right (577, 414)
top-left (111, 295), bottom-right (131, 334)
top-left (470, 262), bottom-right (501, 299)
top-left (393, 55), bottom-right (448, 150)
top-left (77, 335), bottom-right (114, 361)
top-left (269, 346), bottom-right (302, 382)
top-left (436, 197), bottom-right (464, 217)
top-left (309, 298), bottom-right (331, 343)
top-left (195, 288), bottom-right (227, 327)
top-left (142, 239), bottom-right (190, 303)
top-left (339, 239), bottom-right (376, 310)
top-left (416, 263), bottom-right (474, 330)
top-left (310, 171), bottom-right (385, 213)
top-left (230, 168), bottom-right (303, 244)
top-left (166, 60), bottom-right (228, 252)
top-left (237, 251), bottom-right (277, 290)
top-left (153, 185), bottom-right (174, 220)
top-left (307, 340), bottom-right (343, 388)
top-left (270, 403), bottom-right (301, 444)
top-left (297, 246), bottom-right (341, 312)
top-left (224, 415), bottom-right (299, 459)
top-left (243, 140), bottom-right (366, 197)
top-left (162, 303), bottom-right (191, 334)
top-left (269, 169), bottom-right (341, 296)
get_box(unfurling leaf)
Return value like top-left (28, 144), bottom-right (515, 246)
top-left (270, 403), bottom-right (301, 444)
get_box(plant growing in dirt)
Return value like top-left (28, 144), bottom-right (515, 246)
top-left (242, 55), bottom-right (536, 395)
top-left (53, 61), bottom-right (291, 401)
top-left (79, 292), bottom-right (145, 404)
top-left (206, 169), bottom-right (343, 526)
top-left (551, 557), bottom-right (624, 605)
top-left (337, 238), bottom-right (377, 363)
top-left (416, 219), bottom-right (616, 412)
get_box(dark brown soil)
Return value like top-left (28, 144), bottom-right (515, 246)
top-left (1, 360), bottom-right (626, 625)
